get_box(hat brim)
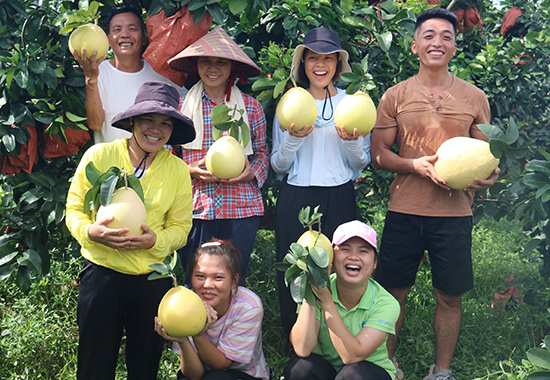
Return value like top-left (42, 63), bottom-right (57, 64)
top-left (291, 45), bottom-right (352, 82)
top-left (111, 101), bottom-right (196, 146)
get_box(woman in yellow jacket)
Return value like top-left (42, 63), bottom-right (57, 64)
top-left (66, 81), bottom-right (195, 380)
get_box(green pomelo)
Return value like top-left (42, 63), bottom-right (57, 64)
top-left (334, 91), bottom-right (377, 136)
top-left (95, 187), bottom-right (146, 235)
top-left (205, 136), bottom-right (246, 179)
top-left (69, 23), bottom-right (109, 59)
top-left (276, 87), bottom-right (318, 131)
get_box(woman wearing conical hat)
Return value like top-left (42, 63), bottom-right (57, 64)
top-left (168, 27), bottom-right (269, 288)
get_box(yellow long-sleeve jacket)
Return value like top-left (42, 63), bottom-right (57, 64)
top-left (66, 139), bottom-right (193, 275)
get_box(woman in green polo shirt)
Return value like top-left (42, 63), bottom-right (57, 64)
top-left (283, 220), bottom-right (400, 380)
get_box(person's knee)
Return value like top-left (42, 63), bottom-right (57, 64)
top-left (283, 356), bottom-right (314, 379)
top-left (336, 361), bottom-right (390, 380)
top-left (434, 288), bottom-right (462, 308)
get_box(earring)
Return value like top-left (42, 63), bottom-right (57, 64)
top-left (231, 288), bottom-right (236, 296)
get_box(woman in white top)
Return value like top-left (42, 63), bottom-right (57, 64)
top-left (271, 27), bottom-right (372, 339)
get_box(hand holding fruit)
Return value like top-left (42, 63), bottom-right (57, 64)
top-left (122, 224), bottom-right (157, 251)
top-left (154, 317), bottom-right (187, 344)
top-left (464, 167), bottom-right (500, 192)
top-left (284, 123), bottom-right (314, 138)
top-left (221, 157), bottom-right (255, 184)
top-left (197, 302), bottom-right (219, 336)
top-left (71, 47), bottom-right (106, 81)
top-left (88, 218), bottom-right (156, 250)
top-left (412, 154), bottom-right (450, 190)
top-left (335, 125), bottom-right (359, 141)
top-left (88, 216), bottom-right (131, 249)
top-left (188, 158), bottom-right (218, 183)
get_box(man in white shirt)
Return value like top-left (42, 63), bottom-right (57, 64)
top-left (71, 7), bottom-right (186, 144)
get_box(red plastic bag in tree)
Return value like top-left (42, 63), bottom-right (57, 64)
top-left (427, 0), bottom-right (440, 4)
top-left (143, 6), bottom-right (213, 87)
top-left (464, 6), bottom-right (483, 34)
top-left (1, 124), bottom-right (38, 175)
top-left (500, 6), bottom-right (522, 35)
top-left (452, 8), bottom-right (465, 34)
top-left (43, 126), bottom-right (91, 158)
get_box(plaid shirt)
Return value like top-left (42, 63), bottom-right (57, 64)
top-left (175, 90), bottom-right (269, 220)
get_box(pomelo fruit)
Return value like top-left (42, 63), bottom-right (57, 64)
top-left (95, 187), bottom-right (146, 235)
top-left (205, 136), bottom-right (246, 179)
top-left (276, 87), bottom-right (318, 131)
top-left (158, 286), bottom-right (207, 337)
top-left (69, 23), bottom-right (109, 59)
top-left (334, 91), bottom-right (377, 136)
top-left (434, 136), bottom-right (500, 190)
top-left (297, 230), bottom-right (334, 265)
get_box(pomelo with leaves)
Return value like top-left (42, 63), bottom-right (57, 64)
top-left (274, 206), bottom-right (332, 305)
top-left (83, 162), bottom-right (146, 235)
top-left (206, 104), bottom-right (249, 179)
top-left (149, 253), bottom-right (207, 337)
top-left (275, 70), bottom-right (317, 131)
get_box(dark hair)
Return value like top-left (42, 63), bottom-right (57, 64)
top-left (296, 49), bottom-right (343, 84)
top-left (106, 7), bottom-right (146, 34)
top-left (188, 239), bottom-right (241, 286)
top-left (414, 8), bottom-right (458, 39)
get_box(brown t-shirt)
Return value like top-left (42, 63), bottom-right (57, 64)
top-left (375, 75), bottom-right (491, 217)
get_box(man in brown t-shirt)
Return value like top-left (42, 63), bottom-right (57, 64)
top-left (371, 8), bottom-right (500, 380)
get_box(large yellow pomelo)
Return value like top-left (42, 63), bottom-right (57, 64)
top-left (434, 136), bottom-right (500, 190)
top-left (276, 87), bottom-right (318, 131)
top-left (205, 136), bottom-right (246, 179)
top-left (69, 23), bottom-right (109, 59)
top-left (334, 91), bottom-right (377, 136)
top-left (158, 286), bottom-right (207, 337)
top-left (297, 230), bottom-right (334, 265)
top-left (95, 187), bottom-right (146, 235)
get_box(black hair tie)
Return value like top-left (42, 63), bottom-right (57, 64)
top-left (321, 85), bottom-right (334, 121)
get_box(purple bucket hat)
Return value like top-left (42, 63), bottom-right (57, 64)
top-left (111, 81), bottom-right (195, 145)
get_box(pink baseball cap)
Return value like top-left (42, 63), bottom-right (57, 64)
top-left (332, 220), bottom-right (377, 250)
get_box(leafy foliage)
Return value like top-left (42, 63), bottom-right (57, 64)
top-left (526, 336), bottom-right (550, 379)
top-left (275, 206), bottom-right (331, 304)
top-left (210, 104), bottom-right (251, 147)
top-left (83, 162), bottom-right (144, 215)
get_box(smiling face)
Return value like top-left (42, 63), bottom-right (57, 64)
top-left (412, 18), bottom-right (457, 70)
top-left (333, 236), bottom-right (377, 287)
top-left (108, 12), bottom-right (145, 60)
top-left (191, 253), bottom-right (238, 317)
top-left (303, 50), bottom-right (339, 91)
top-left (131, 113), bottom-right (173, 154)
top-left (197, 56), bottom-right (233, 95)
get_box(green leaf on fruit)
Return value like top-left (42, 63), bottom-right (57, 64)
top-left (100, 175), bottom-right (118, 206)
top-left (284, 252), bottom-right (299, 265)
top-left (309, 246), bottom-right (330, 268)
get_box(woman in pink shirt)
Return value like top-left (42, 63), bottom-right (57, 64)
top-left (155, 239), bottom-right (269, 380)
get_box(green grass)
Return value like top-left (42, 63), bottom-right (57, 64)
top-left (1, 215), bottom-right (549, 379)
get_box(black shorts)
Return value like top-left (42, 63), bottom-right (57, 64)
top-left (373, 211), bottom-right (474, 296)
